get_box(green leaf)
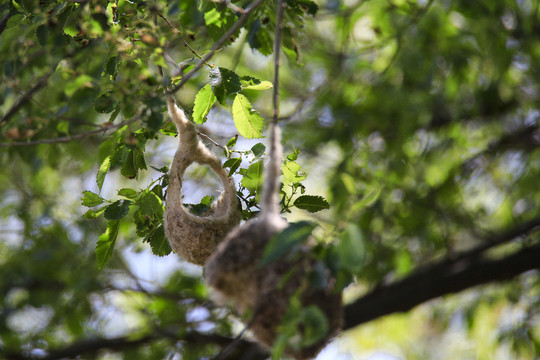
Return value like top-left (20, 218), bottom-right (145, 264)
top-left (82, 207), bottom-right (106, 219)
top-left (240, 76), bottom-right (273, 90)
top-left (96, 156), bottom-right (111, 192)
top-left (351, 184), bottom-right (382, 212)
top-left (145, 225), bottom-right (171, 256)
top-left (241, 160), bottom-right (263, 191)
top-left (104, 200), bottom-right (132, 220)
top-left (81, 191), bottom-right (104, 207)
top-left (293, 195), bottom-right (329, 213)
top-left (260, 221), bottom-right (316, 266)
top-left (118, 188), bottom-right (139, 199)
top-left (293, 0), bottom-right (319, 16)
top-left (186, 195), bottom-right (214, 216)
top-left (96, 221), bottom-right (120, 269)
top-left (193, 83), bottom-right (217, 124)
top-left (212, 67), bottom-right (242, 103)
top-left (94, 92), bottom-right (116, 113)
top-left (232, 94), bottom-right (264, 139)
top-left (300, 305), bottom-right (329, 347)
top-left (227, 135), bottom-right (238, 148)
top-left (103, 56), bottom-right (118, 78)
top-left (282, 160), bottom-right (307, 184)
top-left (223, 157), bottom-right (242, 176)
top-left (138, 191), bottom-right (164, 218)
top-left (337, 224), bottom-right (365, 274)
top-left (251, 143), bottom-right (266, 157)
top-left (36, 24), bottom-right (48, 46)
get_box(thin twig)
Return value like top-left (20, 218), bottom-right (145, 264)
top-left (260, 0), bottom-right (285, 216)
top-left (222, 0), bottom-right (246, 15)
top-left (0, 12), bottom-right (12, 36)
top-left (0, 118), bottom-right (139, 147)
top-left (158, 12), bottom-right (212, 68)
top-left (166, 0), bottom-right (265, 95)
top-left (0, 73), bottom-right (52, 126)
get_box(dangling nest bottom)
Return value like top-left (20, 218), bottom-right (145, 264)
top-left (205, 215), bottom-right (343, 359)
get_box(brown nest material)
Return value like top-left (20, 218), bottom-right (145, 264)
top-left (164, 98), bottom-right (241, 265)
top-left (205, 214), bottom-right (343, 359)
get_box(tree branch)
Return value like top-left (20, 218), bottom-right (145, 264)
top-left (1, 330), bottom-right (268, 360)
top-left (0, 73), bottom-right (51, 127)
top-left (0, 118), bottom-right (140, 147)
top-left (343, 240), bottom-right (540, 330)
top-left (0, 11), bottom-right (11, 36)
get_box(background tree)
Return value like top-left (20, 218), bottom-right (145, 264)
top-left (1, 0), bottom-right (540, 359)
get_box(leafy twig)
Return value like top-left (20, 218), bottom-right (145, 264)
top-left (166, 0), bottom-right (265, 95)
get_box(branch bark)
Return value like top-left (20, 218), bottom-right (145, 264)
top-left (343, 241), bottom-right (540, 330)
top-left (1, 330), bottom-right (268, 360)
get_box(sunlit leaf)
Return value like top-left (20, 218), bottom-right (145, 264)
top-left (241, 160), bottom-right (263, 191)
top-left (96, 156), bottom-right (111, 192)
top-left (232, 94), bottom-right (264, 139)
top-left (96, 221), bottom-right (119, 269)
top-left (81, 191), bottom-right (104, 207)
top-left (193, 83), bottom-right (217, 124)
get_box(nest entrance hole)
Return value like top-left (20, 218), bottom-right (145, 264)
top-left (182, 162), bottom-right (223, 206)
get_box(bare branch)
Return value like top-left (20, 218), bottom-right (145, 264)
top-left (343, 220), bottom-right (540, 330)
top-left (0, 73), bottom-right (51, 126)
top-left (0, 329), bottom-right (268, 360)
top-left (0, 118), bottom-right (139, 147)
top-left (0, 11), bottom-right (12, 36)
top-left (166, 0), bottom-right (265, 95)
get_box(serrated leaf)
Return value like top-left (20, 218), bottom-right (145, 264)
top-left (104, 200), bottom-right (131, 220)
top-left (193, 84), bottom-right (217, 124)
top-left (223, 157), bottom-right (242, 176)
top-left (103, 56), bottom-right (118, 78)
top-left (138, 191), bottom-right (164, 218)
top-left (260, 221), bottom-right (316, 266)
top-left (337, 224), bottom-right (366, 274)
top-left (81, 191), bottom-right (104, 207)
top-left (241, 160), bottom-right (263, 191)
top-left (96, 220), bottom-right (119, 269)
top-left (240, 76), bottom-right (273, 90)
top-left (293, 195), bottom-right (329, 213)
top-left (82, 207), bottom-right (106, 219)
top-left (282, 160), bottom-right (307, 184)
top-left (232, 94), bottom-right (263, 139)
top-left (121, 151), bottom-right (137, 179)
top-left (118, 188), bottom-right (139, 199)
top-left (97, 156), bottom-right (111, 192)
top-left (251, 142), bottom-right (266, 157)
top-left (36, 24), bottom-right (48, 46)
top-left (146, 225), bottom-right (171, 256)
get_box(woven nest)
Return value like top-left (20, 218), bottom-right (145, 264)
top-left (205, 214), bottom-right (343, 359)
top-left (164, 99), bottom-right (241, 265)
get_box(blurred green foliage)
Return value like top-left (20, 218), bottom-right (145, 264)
top-left (1, 0), bottom-right (540, 359)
